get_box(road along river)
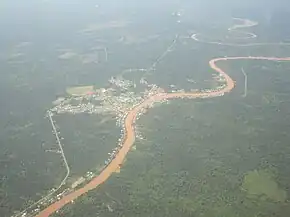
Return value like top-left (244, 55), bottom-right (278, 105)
top-left (35, 56), bottom-right (290, 217)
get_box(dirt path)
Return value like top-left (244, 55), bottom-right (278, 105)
top-left (35, 56), bottom-right (290, 217)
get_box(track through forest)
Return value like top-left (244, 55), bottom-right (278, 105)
top-left (35, 18), bottom-right (290, 217)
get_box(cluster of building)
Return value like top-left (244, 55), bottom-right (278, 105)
top-left (105, 92), bottom-right (143, 113)
top-left (103, 86), bottom-right (167, 168)
top-left (216, 83), bottom-right (227, 90)
top-left (213, 74), bottom-right (226, 82)
top-left (18, 186), bottom-right (73, 217)
top-left (140, 77), bottom-right (148, 85)
top-left (103, 101), bottom-right (152, 167)
top-left (50, 103), bottom-right (109, 115)
top-left (71, 177), bottom-right (86, 189)
top-left (20, 80), bottom-right (168, 217)
top-left (170, 88), bottom-right (185, 93)
top-left (109, 76), bottom-right (135, 90)
top-left (144, 84), bottom-right (165, 97)
top-left (85, 171), bottom-right (94, 179)
top-left (51, 88), bottom-right (148, 117)
top-left (104, 124), bottom-right (127, 167)
top-left (50, 74), bottom-right (167, 119)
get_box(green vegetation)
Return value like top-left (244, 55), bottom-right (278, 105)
top-left (53, 61), bottom-right (290, 216)
top-left (3, 2), bottom-right (290, 217)
top-left (242, 169), bottom-right (287, 202)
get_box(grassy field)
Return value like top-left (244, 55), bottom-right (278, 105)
top-left (66, 86), bottom-right (94, 96)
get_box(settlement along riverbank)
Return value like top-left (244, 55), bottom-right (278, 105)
top-left (36, 56), bottom-right (290, 217)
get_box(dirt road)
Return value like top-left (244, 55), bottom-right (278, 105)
top-left (36, 56), bottom-right (290, 217)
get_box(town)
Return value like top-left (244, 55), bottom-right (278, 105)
top-left (15, 73), bottom-right (227, 217)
